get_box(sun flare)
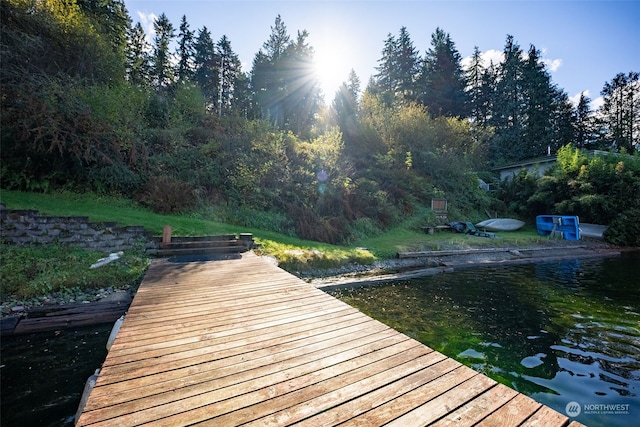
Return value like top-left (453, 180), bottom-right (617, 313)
top-left (314, 45), bottom-right (351, 101)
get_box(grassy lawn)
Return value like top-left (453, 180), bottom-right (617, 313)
top-left (0, 189), bottom-right (545, 302)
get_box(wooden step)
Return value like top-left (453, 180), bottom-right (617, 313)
top-left (150, 233), bottom-right (254, 258)
top-left (159, 240), bottom-right (244, 250)
top-left (155, 245), bottom-right (248, 257)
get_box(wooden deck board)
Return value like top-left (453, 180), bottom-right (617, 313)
top-left (77, 252), bottom-right (583, 427)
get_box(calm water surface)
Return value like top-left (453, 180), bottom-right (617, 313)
top-left (0, 324), bottom-right (110, 427)
top-left (330, 251), bottom-right (640, 427)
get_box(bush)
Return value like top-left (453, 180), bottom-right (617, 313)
top-left (288, 203), bottom-right (350, 244)
top-left (346, 217), bottom-right (383, 242)
top-left (604, 208), bottom-right (640, 247)
top-left (136, 175), bottom-right (197, 214)
top-left (203, 204), bottom-right (295, 236)
top-left (89, 163), bottom-right (142, 195)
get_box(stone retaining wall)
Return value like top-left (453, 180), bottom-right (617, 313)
top-left (0, 206), bottom-right (156, 253)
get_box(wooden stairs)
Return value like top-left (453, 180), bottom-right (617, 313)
top-left (150, 233), bottom-right (254, 258)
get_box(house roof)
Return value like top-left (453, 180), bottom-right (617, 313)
top-left (492, 156), bottom-right (557, 171)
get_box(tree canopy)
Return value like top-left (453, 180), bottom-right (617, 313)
top-left (1, 1), bottom-right (638, 245)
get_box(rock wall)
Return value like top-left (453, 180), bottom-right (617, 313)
top-left (0, 205), bottom-right (156, 253)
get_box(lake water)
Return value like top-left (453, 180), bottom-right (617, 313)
top-left (0, 324), bottom-right (110, 427)
top-left (1, 252), bottom-right (638, 426)
top-left (329, 251), bottom-right (640, 427)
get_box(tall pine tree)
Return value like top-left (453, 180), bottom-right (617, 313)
top-left (489, 35), bottom-right (525, 162)
top-left (600, 71), bottom-right (639, 152)
top-left (372, 33), bottom-right (398, 106)
top-left (419, 27), bottom-right (468, 117)
top-left (151, 13), bottom-right (175, 88)
top-left (332, 69), bottom-right (361, 154)
top-left (251, 15), bottom-right (291, 127)
top-left (371, 28), bottom-right (420, 106)
top-left (125, 21), bottom-right (151, 87)
top-left (575, 92), bottom-right (596, 149)
top-left (520, 45), bottom-right (556, 158)
top-left (216, 35), bottom-right (243, 116)
top-left (194, 26), bottom-right (217, 108)
top-left (176, 15), bottom-right (195, 82)
top-left (251, 15), bottom-right (320, 135)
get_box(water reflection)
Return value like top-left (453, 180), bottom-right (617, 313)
top-left (329, 251), bottom-right (640, 427)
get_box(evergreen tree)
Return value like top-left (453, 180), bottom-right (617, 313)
top-left (125, 22), bottom-right (151, 87)
top-left (520, 45), bottom-right (556, 157)
top-left (466, 46), bottom-right (485, 123)
top-left (395, 27), bottom-right (421, 103)
top-left (251, 15), bottom-right (320, 135)
top-left (332, 69), bottom-right (361, 153)
top-left (151, 13), bottom-right (175, 88)
top-left (372, 32), bottom-right (398, 106)
top-left (419, 27), bottom-right (468, 117)
top-left (262, 14), bottom-right (290, 61)
top-left (575, 92), bottom-right (596, 149)
top-left (489, 35), bottom-right (525, 162)
top-left (194, 26), bottom-right (217, 108)
top-left (232, 71), bottom-right (254, 118)
top-left (216, 35), bottom-right (243, 116)
top-left (478, 61), bottom-right (498, 125)
top-left (371, 28), bottom-right (420, 106)
top-left (550, 88), bottom-right (577, 153)
top-left (600, 71), bottom-right (639, 152)
top-left (176, 15), bottom-right (195, 82)
top-left (251, 15), bottom-right (291, 127)
top-left (77, 0), bottom-right (129, 61)
top-left (281, 30), bottom-right (322, 136)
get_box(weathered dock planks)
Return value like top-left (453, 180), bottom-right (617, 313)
top-left (76, 252), bottom-right (584, 426)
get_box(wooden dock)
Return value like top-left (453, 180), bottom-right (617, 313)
top-left (77, 252), bottom-right (584, 426)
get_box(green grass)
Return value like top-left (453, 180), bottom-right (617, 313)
top-left (0, 190), bottom-right (234, 236)
top-left (0, 244), bottom-right (149, 301)
top-left (0, 189), bottom-right (547, 301)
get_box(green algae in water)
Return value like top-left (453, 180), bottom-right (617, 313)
top-left (329, 252), bottom-right (640, 427)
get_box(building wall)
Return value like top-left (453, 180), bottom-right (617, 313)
top-left (496, 159), bottom-right (557, 181)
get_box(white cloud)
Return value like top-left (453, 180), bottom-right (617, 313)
top-left (569, 91), bottom-right (585, 107)
top-left (461, 49), bottom-right (503, 70)
top-left (481, 49), bottom-right (504, 67)
top-left (137, 11), bottom-right (157, 43)
top-left (568, 90), bottom-right (605, 110)
top-left (543, 58), bottom-right (562, 72)
top-left (592, 96), bottom-right (604, 110)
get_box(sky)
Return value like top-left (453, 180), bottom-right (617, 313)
top-left (124, 0), bottom-right (640, 108)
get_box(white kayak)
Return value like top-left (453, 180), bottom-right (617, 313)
top-left (475, 218), bottom-right (525, 232)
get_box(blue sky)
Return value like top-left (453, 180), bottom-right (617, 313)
top-left (125, 0), bottom-right (639, 108)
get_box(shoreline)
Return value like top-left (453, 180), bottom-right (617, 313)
top-left (305, 240), bottom-right (626, 290)
top-left (1, 240), bottom-right (630, 335)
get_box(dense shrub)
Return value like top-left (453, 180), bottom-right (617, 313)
top-left (603, 208), bottom-right (640, 246)
top-left (493, 170), bottom-right (542, 219)
top-left (498, 146), bottom-right (640, 237)
top-left (288, 204), bottom-right (350, 244)
top-left (135, 175), bottom-right (197, 214)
